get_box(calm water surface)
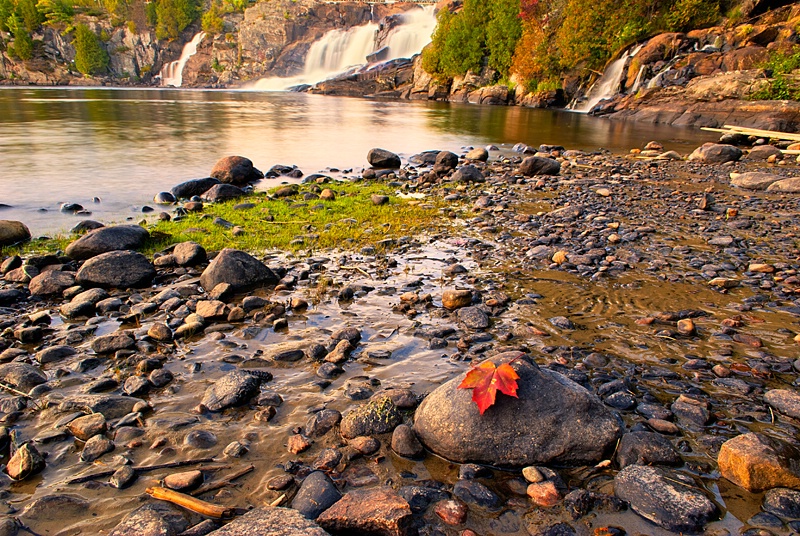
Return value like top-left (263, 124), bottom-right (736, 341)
top-left (0, 87), bottom-right (717, 234)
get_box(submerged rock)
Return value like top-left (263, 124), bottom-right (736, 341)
top-left (413, 352), bottom-right (623, 466)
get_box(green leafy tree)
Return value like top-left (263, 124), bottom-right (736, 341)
top-left (486, 0), bottom-right (522, 74)
top-left (7, 13), bottom-right (33, 59)
top-left (0, 0), bottom-right (14, 31)
top-left (16, 0), bottom-right (43, 31)
top-left (36, 0), bottom-right (74, 26)
top-left (154, 0), bottom-right (198, 40)
top-left (74, 23), bottom-right (109, 75)
top-left (201, 1), bottom-right (223, 34)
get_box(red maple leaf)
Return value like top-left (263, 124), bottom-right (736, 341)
top-left (457, 359), bottom-right (521, 414)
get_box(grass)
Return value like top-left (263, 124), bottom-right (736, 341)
top-left (9, 180), bottom-right (456, 258)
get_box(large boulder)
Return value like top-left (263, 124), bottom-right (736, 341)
top-left (688, 143), bottom-right (742, 163)
top-left (367, 148), bottom-right (401, 169)
top-left (199, 249), bottom-right (277, 292)
top-left (413, 352), bottom-right (623, 466)
top-left (0, 363), bottom-right (46, 392)
top-left (730, 171), bottom-right (782, 190)
top-left (170, 177), bottom-right (220, 199)
top-left (615, 465), bottom-right (717, 533)
top-left (65, 225), bottom-right (149, 260)
top-left (717, 432), bottom-right (800, 492)
top-left (746, 144), bottom-right (783, 161)
top-left (28, 270), bottom-right (76, 296)
top-left (0, 220), bottom-right (31, 247)
top-left (76, 251), bottom-right (155, 288)
top-left (767, 177), bottom-right (800, 193)
top-left (519, 156), bottom-right (561, 176)
top-left (317, 487), bottom-right (414, 536)
top-left (210, 156), bottom-right (263, 185)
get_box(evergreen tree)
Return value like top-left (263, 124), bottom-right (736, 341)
top-left (8, 13), bottom-right (33, 60)
top-left (155, 0), bottom-right (198, 40)
top-left (74, 23), bottom-right (109, 75)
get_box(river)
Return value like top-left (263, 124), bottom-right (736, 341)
top-left (0, 87), bottom-right (717, 235)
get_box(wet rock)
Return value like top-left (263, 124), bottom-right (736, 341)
top-left (200, 371), bottom-right (262, 412)
top-left (747, 145), bottom-right (783, 161)
top-left (110, 465), bottom-right (137, 489)
top-left (36, 345), bottom-right (77, 365)
top-left (562, 489), bottom-right (626, 520)
top-left (465, 147), bottom-right (489, 161)
top-left (670, 395), bottom-right (710, 426)
top-left (292, 471), bottom-right (342, 520)
top-left (730, 172), bottom-right (782, 190)
top-left (196, 300), bottom-right (227, 319)
top-left (766, 177), bottom-right (800, 193)
top-left (21, 494), bottom-right (90, 523)
top-left (77, 250), bottom-right (155, 288)
top-left (108, 503), bottom-right (189, 536)
top-left (58, 394), bottom-right (143, 419)
top-left (367, 148), bottom-right (401, 169)
top-left (616, 431), bottom-right (681, 468)
top-left (434, 151), bottom-right (459, 175)
top-left (0, 289), bottom-right (25, 306)
top-left (205, 506), bottom-right (327, 535)
top-left (0, 220), bottom-right (31, 247)
top-left (457, 306), bottom-right (489, 329)
top-left (153, 192), bottom-right (175, 204)
top-left (413, 352), bottom-right (623, 466)
top-left (147, 323), bottom-right (173, 342)
top-left (5, 443), bottom-right (45, 480)
top-left (452, 164), bottom-right (485, 183)
top-left (288, 434), bottom-right (312, 454)
top-left (399, 485), bottom-right (449, 514)
top-left (172, 242), bottom-right (207, 266)
top-left (210, 156), bottom-right (263, 185)
top-left (91, 332), bottom-right (135, 354)
top-left (453, 479), bottom-right (501, 509)
top-left (80, 434), bottom-right (114, 462)
top-left (350, 436), bottom-right (380, 455)
top-left (718, 433), bottom-right (800, 492)
top-left (614, 465), bottom-right (716, 533)
top-left (331, 326), bottom-right (362, 344)
top-left (164, 470), bottom-right (203, 491)
top-left (124, 375), bottom-right (151, 396)
top-left (764, 389), bottom-right (800, 420)
top-left (548, 316), bottom-right (574, 330)
top-left (305, 409), bottom-right (342, 438)
top-left (199, 249), bottom-right (277, 292)
top-left (527, 480), bottom-right (561, 507)
top-left (201, 184), bottom-right (246, 203)
top-left (317, 486), bottom-right (415, 536)
top-left (171, 177), bottom-right (220, 199)
top-left (434, 499), bottom-right (467, 525)
top-left (519, 156), bottom-right (561, 176)
top-left (763, 488), bottom-right (800, 519)
top-left (340, 397), bottom-right (403, 439)
top-left (67, 413), bottom-right (106, 441)
top-left (28, 271), bottom-right (75, 296)
top-left (392, 424), bottom-right (424, 458)
top-left (312, 448), bottom-right (342, 471)
top-left (184, 430), bottom-right (218, 449)
top-left (688, 143), bottom-right (742, 163)
top-left (0, 363), bottom-right (46, 392)
top-left (65, 225), bottom-right (149, 260)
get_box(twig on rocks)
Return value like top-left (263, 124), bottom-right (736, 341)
top-left (0, 381), bottom-right (29, 398)
top-left (66, 457), bottom-right (216, 485)
top-left (191, 464), bottom-right (255, 497)
top-left (269, 494), bottom-right (286, 507)
top-left (340, 266), bottom-right (371, 278)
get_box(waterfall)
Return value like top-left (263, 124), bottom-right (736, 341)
top-left (571, 44), bottom-right (643, 113)
top-left (159, 32), bottom-right (206, 88)
top-left (252, 6), bottom-right (436, 91)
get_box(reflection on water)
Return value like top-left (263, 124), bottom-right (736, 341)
top-left (0, 87), bottom-right (717, 234)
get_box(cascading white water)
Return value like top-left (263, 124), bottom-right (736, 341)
top-left (252, 6), bottom-right (436, 91)
top-left (571, 44), bottom-right (643, 113)
top-left (159, 32), bottom-right (206, 88)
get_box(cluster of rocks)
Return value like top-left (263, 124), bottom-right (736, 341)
top-left (1, 139), bottom-right (800, 535)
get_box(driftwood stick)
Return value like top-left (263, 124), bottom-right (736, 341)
top-left (0, 381), bottom-right (29, 398)
top-left (66, 457), bottom-right (216, 484)
top-left (191, 465), bottom-right (255, 497)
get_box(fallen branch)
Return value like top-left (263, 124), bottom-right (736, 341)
top-left (66, 457), bottom-right (215, 485)
top-left (146, 486), bottom-right (236, 519)
top-left (0, 381), bottom-right (29, 398)
top-left (191, 464), bottom-right (254, 497)
top-left (340, 266), bottom-right (371, 278)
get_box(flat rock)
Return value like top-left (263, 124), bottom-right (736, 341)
top-left (413, 352), bottom-right (622, 466)
top-left (20, 494), bottom-right (89, 523)
top-left (0, 220), bottom-right (31, 247)
top-left (206, 506), bottom-right (328, 535)
top-left (201, 371), bottom-right (262, 412)
top-left (317, 487), bottom-right (414, 536)
top-left (456, 306), bottom-right (489, 329)
top-left (91, 332), bottom-right (135, 354)
top-left (200, 249), bottom-right (277, 292)
top-left (763, 488), bottom-right (800, 519)
top-left (718, 432), bottom-right (800, 492)
top-left (65, 225), bottom-right (149, 260)
top-left (614, 465), bottom-right (717, 533)
top-left (77, 250), bottom-right (155, 288)
top-left (730, 172), bottom-right (782, 190)
top-left (36, 345), bottom-right (77, 365)
top-left (0, 363), bottom-right (46, 392)
top-left (292, 471), bottom-right (342, 520)
top-left (616, 431), bottom-right (681, 468)
top-left (58, 394), bottom-right (143, 420)
top-left (766, 177), bottom-right (800, 193)
top-left (340, 396), bottom-right (403, 439)
top-left (688, 143), bottom-right (742, 163)
top-left (764, 389), bottom-right (800, 420)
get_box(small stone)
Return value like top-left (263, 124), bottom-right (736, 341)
top-left (527, 481), bottom-right (561, 507)
top-left (718, 433), bottom-right (800, 492)
top-left (164, 470), bottom-right (203, 492)
top-left (80, 435), bottom-right (114, 462)
top-left (442, 289), bottom-right (472, 310)
top-left (288, 434), bottom-right (312, 454)
top-left (523, 466), bottom-right (544, 483)
top-left (391, 424), bottom-right (424, 459)
top-left (5, 443), bottom-right (45, 480)
top-left (434, 499), bottom-right (468, 525)
top-left (350, 436), bottom-right (380, 456)
top-left (292, 471), bottom-right (342, 520)
top-left (110, 465), bottom-right (137, 489)
top-left (676, 318), bottom-right (695, 335)
top-left (67, 413), bottom-right (107, 441)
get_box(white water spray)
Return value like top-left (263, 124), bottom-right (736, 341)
top-left (571, 44), bottom-right (643, 113)
top-left (252, 6), bottom-right (436, 91)
top-left (159, 32), bottom-right (206, 88)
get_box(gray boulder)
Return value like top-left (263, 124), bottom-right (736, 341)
top-left (615, 465), bottom-right (717, 533)
top-left (76, 251), bottom-right (155, 288)
top-left (199, 249), bottom-right (277, 292)
top-left (65, 225), bottom-right (149, 260)
top-left (170, 177), bottom-right (220, 199)
top-left (766, 177), bottom-right (800, 193)
top-left (746, 144), bottom-right (783, 161)
top-left (0, 220), bottom-right (30, 247)
top-left (292, 471), bottom-right (342, 520)
top-left (172, 241), bottom-right (207, 266)
top-left (519, 156), bottom-right (561, 176)
top-left (28, 271), bottom-right (76, 297)
top-left (367, 148), bottom-right (401, 169)
top-left (688, 143), bottom-right (742, 163)
top-left (764, 389), bottom-right (800, 420)
top-left (616, 431), bottom-right (681, 468)
top-left (0, 363), bottom-right (46, 392)
top-left (433, 151), bottom-right (459, 174)
top-left (730, 172), bottom-right (782, 190)
top-left (210, 156), bottom-right (263, 185)
top-left (452, 165), bottom-right (485, 183)
top-left (207, 506), bottom-right (328, 535)
top-left (413, 352), bottom-right (623, 466)
top-left (201, 371), bottom-right (262, 412)
top-left (200, 184), bottom-right (246, 203)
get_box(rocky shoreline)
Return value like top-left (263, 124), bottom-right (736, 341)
top-left (1, 139), bottom-right (800, 535)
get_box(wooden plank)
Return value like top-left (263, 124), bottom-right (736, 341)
top-left (722, 124), bottom-right (800, 142)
